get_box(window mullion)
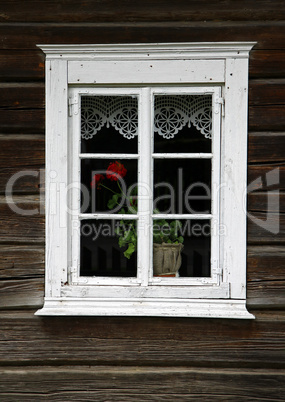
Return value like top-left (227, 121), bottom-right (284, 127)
top-left (70, 89), bottom-right (81, 284)
top-left (211, 88), bottom-right (222, 285)
top-left (137, 88), bottom-right (153, 286)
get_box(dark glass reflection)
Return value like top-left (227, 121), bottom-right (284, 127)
top-left (154, 125), bottom-right (211, 154)
top-left (153, 159), bottom-right (211, 215)
top-left (80, 219), bottom-right (137, 277)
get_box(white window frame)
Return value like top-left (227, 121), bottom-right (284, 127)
top-left (36, 42), bottom-right (255, 319)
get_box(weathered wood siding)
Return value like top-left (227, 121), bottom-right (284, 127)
top-left (0, 1), bottom-right (284, 399)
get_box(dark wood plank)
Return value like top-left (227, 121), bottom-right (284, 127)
top-left (0, 167), bottom-right (43, 195)
top-left (1, 0), bottom-right (285, 22)
top-left (0, 50), bottom-right (44, 81)
top-left (249, 105), bottom-right (285, 131)
top-left (0, 196), bottom-right (44, 243)
top-left (249, 79), bottom-right (285, 106)
top-left (0, 366), bottom-right (284, 401)
top-left (248, 165), bottom-right (285, 191)
top-left (0, 310), bottom-right (285, 367)
top-left (247, 281), bottom-right (285, 308)
top-left (247, 245), bottom-right (285, 307)
top-left (247, 212), bottom-right (285, 244)
top-left (0, 136), bottom-right (44, 169)
top-left (0, 135), bottom-right (44, 194)
top-left (0, 245), bottom-right (44, 278)
top-left (0, 22), bottom-right (285, 50)
top-left (0, 278), bottom-right (44, 308)
top-left (0, 85), bottom-right (44, 133)
top-left (0, 83), bottom-right (44, 109)
top-left (248, 245), bottom-right (285, 281)
top-left (0, 109), bottom-right (44, 133)
top-left (250, 50), bottom-right (285, 78)
top-left (248, 192), bottom-right (285, 213)
top-left (248, 133), bottom-right (285, 163)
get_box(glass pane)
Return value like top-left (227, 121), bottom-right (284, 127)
top-left (81, 96), bottom-right (138, 154)
top-left (80, 219), bottom-right (137, 277)
top-left (152, 219), bottom-right (211, 278)
top-left (154, 95), bottom-right (212, 154)
top-left (81, 159), bottom-right (138, 214)
top-left (153, 159), bottom-right (211, 215)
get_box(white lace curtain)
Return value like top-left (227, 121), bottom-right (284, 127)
top-left (81, 95), bottom-right (212, 140)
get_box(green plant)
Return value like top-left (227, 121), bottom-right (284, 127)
top-left (153, 218), bottom-right (184, 246)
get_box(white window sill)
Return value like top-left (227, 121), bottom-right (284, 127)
top-left (36, 298), bottom-right (254, 319)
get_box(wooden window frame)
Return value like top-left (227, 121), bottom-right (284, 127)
top-left (36, 42), bottom-right (255, 318)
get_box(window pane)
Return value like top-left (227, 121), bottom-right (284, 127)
top-left (80, 219), bottom-right (137, 277)
top-left (152, 219), bottom-right (211, 278)
top-left (81, 159), bottom-right (137, 214)
top-left (154, 95), bottom-right (212, 154)
top-left (81, 96), bottom-right (138, 154)
top-left (153, 159), bottom-right (211, 215)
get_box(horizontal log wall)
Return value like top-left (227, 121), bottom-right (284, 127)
top-left (0, 1), bottom-right (284, 400)
top-left (0, 366), bottom-right (284, 401)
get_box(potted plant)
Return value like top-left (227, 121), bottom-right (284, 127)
top-left (152, 218), bottom-right (184, 276)
top-left (91, 161), bottom-right (184, 276)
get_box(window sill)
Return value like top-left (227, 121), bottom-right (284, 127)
top-left (35, 298), bottom-right (254, 319)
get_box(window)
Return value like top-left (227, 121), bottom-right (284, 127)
top-left (36, 43), bottom-right (255, 318)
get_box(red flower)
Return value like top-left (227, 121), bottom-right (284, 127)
top-left (91, 174), bottom-right (105, 189)
top-left (106, 161), bottom-right (127, 181)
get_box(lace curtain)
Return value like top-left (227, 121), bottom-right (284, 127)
top-left (81, 95), bottom-right (212, 140)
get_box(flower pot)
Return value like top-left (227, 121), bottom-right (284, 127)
top-left (153, 243), bottom-right (184, 276)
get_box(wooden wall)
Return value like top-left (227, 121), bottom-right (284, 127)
top-left (0, 1), bottom-right (285, 400)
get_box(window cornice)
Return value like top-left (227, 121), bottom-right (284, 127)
top-left (37, 42), bottom-right (256, 60)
